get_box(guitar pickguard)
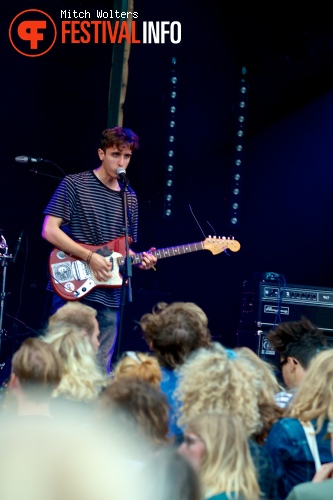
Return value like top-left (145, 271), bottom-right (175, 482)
top-left (88, 251), bottom-right (123, 287)
top-left (50, 252), bottom-right (123, 299)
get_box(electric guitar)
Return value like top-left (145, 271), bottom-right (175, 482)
top-left (49, 235), bottom-right (241, 301)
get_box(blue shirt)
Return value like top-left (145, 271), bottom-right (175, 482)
top-left (160, 367), bottom-right (183, 440)
top-left (265, 417), bottom-right (332, 499)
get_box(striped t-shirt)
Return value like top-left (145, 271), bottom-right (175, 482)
top-left (44, 169), bottom-right (138, 308)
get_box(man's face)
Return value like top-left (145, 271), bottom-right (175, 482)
top-left (89, 318), bottom-right (100, 353)
top-left (280, 356), bottom-right (295, 389)
top-left (98, 144), bottom-right (132, 179)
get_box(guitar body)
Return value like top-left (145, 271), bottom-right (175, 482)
top-left (49, 236), bottom-right (129, 301)
top-left (49, 235), bottom-right (240, 301)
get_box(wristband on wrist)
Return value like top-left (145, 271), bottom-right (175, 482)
top-left (86, 251), bottom-right (93, 265)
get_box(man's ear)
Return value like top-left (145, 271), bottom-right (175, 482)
top-left (287, 357), bottom-right (298, 372)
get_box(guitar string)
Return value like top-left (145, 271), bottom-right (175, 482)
top-left (206, 220), bottom-right (217, 237)
top-left (189, 204), bottom-right (230, 256)
top-left (188, 204), bottom-right (206, 239)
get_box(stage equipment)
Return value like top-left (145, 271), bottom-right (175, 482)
top-left (0, 231), bottom-right (13, 359)
top-left (15, 155), bottom-right (66, 178)
top-left (237, 278), bottom-right (333, 359)
top-left (239, 279), bottom-right (333, 331)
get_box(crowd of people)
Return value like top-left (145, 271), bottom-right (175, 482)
top-left (0, 300), bottom-right (332, 500)
top-left (1, 127), bottom-right (332, 499)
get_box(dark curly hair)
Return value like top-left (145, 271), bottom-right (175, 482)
top-left (266, 316), bottom-right (328, 368)
top-left (140, 302), bottom-right (211, 369)
top-left (100, 127), bottom-right (139, 152)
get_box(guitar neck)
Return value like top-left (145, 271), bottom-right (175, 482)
top-left (130, 242), bottom-right (204, 265)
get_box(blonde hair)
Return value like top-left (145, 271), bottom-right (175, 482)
top-left (235, 347), bottom-right (282, 398)
top-left (11, 337), bottom-right (63, 402)
top-left (48, 302), bottom-right (97, 338)
top-left (177, 343), bottom-right (262, 436)
top-left (114, 353), bottom-right (162, 388)
top-left (287, 349), bottom-right (333, 431)
top-left (235, 347), bottom-right (283, 443)
top-left (43, 322), bottom-right (108, 401)
top-left (185, 413), bottom-right (260, 499)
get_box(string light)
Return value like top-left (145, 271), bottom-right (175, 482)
top-left (228, 67), bottom-right (249, 229)
top-left (164, 57), bottom-right (178, 219)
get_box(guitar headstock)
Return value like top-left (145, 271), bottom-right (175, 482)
top-left (203, 236), bottom-right (240, 255)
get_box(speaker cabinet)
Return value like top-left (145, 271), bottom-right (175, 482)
top-left (239, 280), bottom-right (333, 332)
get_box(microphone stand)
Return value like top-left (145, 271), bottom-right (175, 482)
top-left (116, 180), bottom-right (133, 361)
top-left (0, 231), bottom-right (37, 363)
top-left (29, 160), bottom-right (66, 180)
top-left (29, 169), bottom-right (63, 180)
top-left (15, 156), bottom-right (66, 179)
top-left (0, 235), bottom-right (12, 360)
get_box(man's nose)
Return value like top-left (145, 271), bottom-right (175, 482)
top-left (118, 155), bottom-right (125, 165)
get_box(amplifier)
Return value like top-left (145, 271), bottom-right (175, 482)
top-left (239, 280), bottom-right (333, 332)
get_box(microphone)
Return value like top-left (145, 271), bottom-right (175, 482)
top-left (15, 156), bottom-right (43, 163)
top-left (116, 167), bottom-right (129, 186)
top-left (0, 229), bottom-right (6, 250)
top-left (12, 230), bottom-right (24, 264)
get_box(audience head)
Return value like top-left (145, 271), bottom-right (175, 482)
top-left (235, 346), bottom-right (283, 443)
top-left (114, 351), bottom-right (162, 388)
top-left (48, 302), bottom-right (100, 352)
top-left (9, 337), bottom-right (63, 403)
top-left (177, 342), bottom-right (262, 437)
top-left (146, 446), bottom-right (202, 500)
top-left (140, 301), bottom-right (211, 369)
top-left (266, 317), bottom-right (328, 389)
top-left (235, 346), bottom-right (281, 398)
top-left (179, 412), bottom-right (260, 500)
top-left (99, 377), bottom-right (169, 447)
top-left (43, 322), bottom-right (108, 401)
top-left (287, 348), bottom-right (333, 431)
